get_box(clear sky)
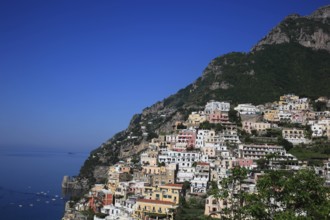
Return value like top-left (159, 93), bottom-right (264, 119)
top-left (1, 0), bottom-right (329, 151)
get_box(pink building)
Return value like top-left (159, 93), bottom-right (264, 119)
top-left (234, 159), bottom-right (254, 169)
top-left (207, 110), bottom-right (229, 124)
top-left (177, 129), bottom-right (196, 149)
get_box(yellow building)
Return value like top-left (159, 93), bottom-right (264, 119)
top-left (263, 109), bottom-right (279, 122)
top-left (134, 184), bottom-right (183, 220)
top-left (142, 184), bottom-right (182, 204)
top-left (187, 111), bottom-right (207, 126)
top-left (151, 169), bottom-right (176, 186)
top-left (142, 166), bottom-right (166, 175)
top-left (134, 199), bottom-right (178, 220)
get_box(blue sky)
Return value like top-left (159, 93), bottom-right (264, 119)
top-left (1, 0), bottom-right (329, 151)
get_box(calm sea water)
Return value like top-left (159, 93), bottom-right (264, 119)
top-left (0, 148), bottom-right (89, 220)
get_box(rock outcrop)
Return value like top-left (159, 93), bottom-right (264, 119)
top-left (253, 5), bottom-right (330, 52)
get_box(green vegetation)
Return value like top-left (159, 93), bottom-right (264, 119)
top-left (247, 169), bottom-right (330, 219)
top-left (176, 196), bottom-right (207, 220)
top-left (208, 167), bottom-right (330, 219)
top-left (199, 121), bottom-right (224, 131)
top-left (289, 141), bottom-right (330, 166)
top-left (161, 43), bottom-right (330, 110)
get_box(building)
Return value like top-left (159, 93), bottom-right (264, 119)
top-left (140, 150), bottom-right (159, 166)
top-left (263, 109), bottom-right (279, 122)
top-left (207, 110), bottom-right (229, 124)
top-left (142, 184), bottom-right (183, 204)
top-left (158, 151), bottom-right (201, 166)
top-left (278, 94), bottom-right (310, 111)
top-left (238, 144), bottom-right (296, 160)
top-left (190, 162), bottom-right (210, 194)
top-left (234, 104), bottom-right (260, 115)
top-left (204, 195), bottom-right (230, 219)
top-left (176, 128), bottom-right (196, 149)
top-left (187, 111), bottom-right (207, 126)
top-left (205, 101), bottom-right (230, 114)
top-left (282, 128), bottom-right (309, 145)
top-left (89, 187), bottom-right (114, 213)
top-left (242, 121), bottom-right (271, 134)
top-left (134, 199), bottom-right (178, 220)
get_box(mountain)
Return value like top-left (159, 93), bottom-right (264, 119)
top-left (253, 5), bottom-right (330, 52)
top-left (78, 5), bottom-right (330, 184)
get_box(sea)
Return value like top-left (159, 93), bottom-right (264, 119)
top-left (0, 148), bottom-right (89, 220)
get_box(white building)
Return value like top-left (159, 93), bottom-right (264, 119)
top-left (234, 104), bottom-right (260, 115)
top-left (190, 162), bottom-right (210, 194)
top-left (205, 101), bottom-right (230, 114)
top-left (311, 119), bottom-right (330, 138)
top-left (176, 167), bottom-right (195, 183)
top-left (97, 205), bottom-right (122, 220)
top-left (278, 111), bottom-right (292, 121)
top-left (158, 151), bottom-right (201, 166)
top-left (238, 144), bottom-right (296, 160)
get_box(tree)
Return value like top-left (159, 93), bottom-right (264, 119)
top-left (177, 123), bottom-right (187, 130)
top-left (228, 109), bottom-right (241, 125)
top-left (208, 167), bottom-right (249, 219)
top-left (278, 137), bottom-right (293, 151)
top-left (245, 169), bottom-right (330, 219)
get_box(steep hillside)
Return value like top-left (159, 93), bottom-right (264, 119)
top-left (253, 5), bottom-right (330, 52)
top-left (78, 5), bottom-right (330, 185)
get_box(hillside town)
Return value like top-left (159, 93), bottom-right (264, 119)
top-left (62, 94), bottom-right (330, 220)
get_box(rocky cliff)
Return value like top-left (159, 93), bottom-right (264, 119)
top-left (253, 5), bottom-right (330, 52)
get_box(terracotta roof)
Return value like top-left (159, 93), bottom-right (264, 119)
top-left (137, 199), bottom-right (175, 205)
top-left (164, 183), bottom-right (183, 188)
top-left (197, 162), bottom-right (209, 166)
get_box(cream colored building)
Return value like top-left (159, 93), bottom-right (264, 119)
top-left (263, 109), bottom-right (279, 122)
top-left (187, 111), bottom-right (207, 126)
top-left (140, 150), bottom-right (158, 166)
top-left (204, 195), bottom-right (230, 219)
top-left (242, 121), bottom-right (271, 134)
top-left (282, 128), bottom-right (309, 145)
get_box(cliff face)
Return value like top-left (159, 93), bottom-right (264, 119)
top-left (78, 5), bottom-right (330, 184)
top-left (253, 5), bottom-right (330, 52)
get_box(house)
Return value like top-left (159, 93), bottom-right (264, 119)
top-left (190, 162), bottom-right (210, 194)
top-left (140, 150), bottom-right (158, 166)
top-left (207, 110), bottom-right (229, 124)
top-left (234, 104), bottom-right (260, 115)
top-left (278, 94), bottom-right (310, 111)
top-left (205, 101), bottom-right (230, 114)
top-left (204, 195), bottom-right (230, 219)
top-left (242, 121), bottom-right (271, 134)
top-left (142, 184), bottom-right (183, 204)
top-left (263, 109), bottom-right (279, 122)
top-left (176, 128), bottom-right (196, 149)
top-left (238, 144), bottom-right (296, 160)
top-left (133, 199), bottom-right (178, 220)
top-left (234, 159), bottom-right (254, 169)
top-left (201, 144), bottom-right (217, 158)
top-left (176, 166), bottom-right (195, 183)
top-left (158, 150), bottom-right (201, 166)
top-left (278, 111), bottom-right (292, 121)
top-left (89, 186), bottom-right (114, 213)
top-left (187, 111), bottom-right (207, 126)
top-left (311, 119), bottom-right (330, 138)
top-left (282, 128), bottom-right (309, 145)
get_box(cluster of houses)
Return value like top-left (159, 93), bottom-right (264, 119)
top-left (63, 94), bottom-right (330, 220)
